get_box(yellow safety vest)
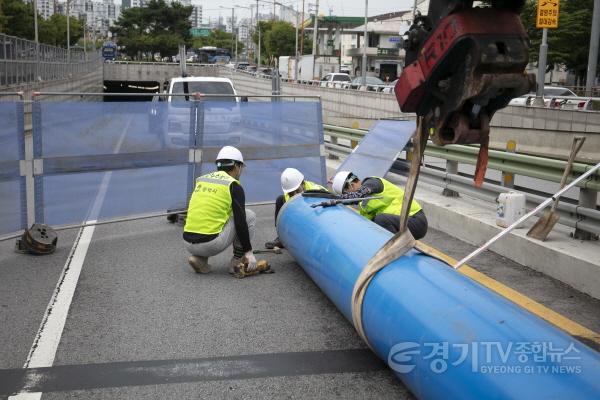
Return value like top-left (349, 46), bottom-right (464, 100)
top-left (184, 170), bottom-right (239, 234)
top-left (283, 180), bottom-right (327, 201)
top-left (358, 177), bottom-right (422, 220)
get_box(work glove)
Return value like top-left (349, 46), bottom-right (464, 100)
top-left (244, 251), bottom-right (258, 272)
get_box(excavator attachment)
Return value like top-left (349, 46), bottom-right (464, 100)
top-left (396, 1), bottom-right (535, 185)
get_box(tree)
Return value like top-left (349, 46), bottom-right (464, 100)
top-left (39, 14), bottom-right (83, 47)
top-left (0, 0), bottom-right (35, 39)
top-left (521, 0), bottom-right (598, 83)
top-left (192, 29), bottom-right (245, 54)
top-left (111, 0), bottom-right (192, 58)
top-left (252, 20), bottom-right (311, 64)
top-left (264, 21), bottom-right (295, 59)
top-left (0, 0), bottom-right (82, 46)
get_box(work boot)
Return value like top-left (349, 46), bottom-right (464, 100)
top-left (188, 256), bottom-right (211, 274)
top-left (265, 237), bottom-right (284, 249)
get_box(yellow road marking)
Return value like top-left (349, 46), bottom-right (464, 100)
top-left (416, 241), bottom-right (600, 347)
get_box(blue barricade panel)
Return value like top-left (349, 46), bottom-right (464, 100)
top-left (196, 101), bottom-right (326, 203)
top-left (0, 102), bottom-right (25, 235)
top-left (337, 119), bottom-right (415, 179)
top-left (32, 100), bottom-right (326, 226)
top-left (35, 101), bottom-right (193, 225)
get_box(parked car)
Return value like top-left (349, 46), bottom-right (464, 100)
top-left (236, 62), bottom-right (250, 70)
top-left (347, 76), bottom-right (385, 90)
top-left (150, 77), bottom-right (243, 149)
top-left (258, 67), bottom-right (273, 76)
top-left (339, 65), bottom-right (351, 75)
top-left (320, 73), bottom-right (352, 88)
top-left (508, 86), bottom-right (590, 109)
top-left (382, 79), bottom-right (399, 94)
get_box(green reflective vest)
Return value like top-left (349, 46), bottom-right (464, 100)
top-left (358, 177), bottom-right (422, 220)
top-left (283, 180), bottom-right (328, 201)
top-left (184, 170), bottom-right (239, 234)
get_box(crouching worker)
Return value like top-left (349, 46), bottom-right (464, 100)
top-left (183, 146), bottom-right (257, 274)
top-left (265, 168), bottom-right (327, 249)
top-left (331, 170), bottom-right (428, 240)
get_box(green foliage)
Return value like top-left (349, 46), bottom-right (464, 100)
top-left (110, 0), bottom-right (192, 58)
top-left (39, 14), bottom-right (83, 47)
top-left (0, 0), bottom-right (83, 46)
top-left (521, 0), bottom-right (598, 81)
top-left (192, 29), bottom-right (244, 53)
top-left (252, 20), bottom-right (311, 63)
top-left (0, 0), bottom-right (34, 38)
top-left (264, 21), bottom-right (295, 59)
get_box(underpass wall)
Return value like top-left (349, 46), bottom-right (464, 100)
top-left (1, 67), bottom-right (103, 100)
top-left (223, 70), bottom-right (408, 128)
top-left (103, 62), bottom-right (219, 86)
top-left (491, 106), bottom-right (600, 163)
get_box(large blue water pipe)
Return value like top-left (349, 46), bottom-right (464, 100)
top-left (277, 195), bottom-right (600, 399)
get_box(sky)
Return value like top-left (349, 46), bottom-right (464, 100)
top-left (190, 0), bottom-right (417, 24)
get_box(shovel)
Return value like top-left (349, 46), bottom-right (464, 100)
top-left (527, 136), bottom-right (586, 241)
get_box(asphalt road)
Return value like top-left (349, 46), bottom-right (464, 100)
top-left (1, 204), bottom-right (599, 399)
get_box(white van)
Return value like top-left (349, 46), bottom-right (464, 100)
top-left (152, 77), bottom-right (243, 148)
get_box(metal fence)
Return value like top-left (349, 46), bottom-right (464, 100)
top-left (323, 124), bottom-right (600, 237)
top-left (0, 33), bottom-right (102, 87)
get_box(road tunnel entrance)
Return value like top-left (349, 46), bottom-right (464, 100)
top-left (103, 80), bottom-right (161, 101)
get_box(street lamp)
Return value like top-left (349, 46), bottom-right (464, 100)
top-left (235, 4), bottom-right (253, 62)
top-left (219, 6), bottom-right (237, 62)
top-left (66, 0), bottom-right (71, 65)
top-left (33, 0), bottom-right (39, 80)
top-left (361, 0), bottom-right (368, 86)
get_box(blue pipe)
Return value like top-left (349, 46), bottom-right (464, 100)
top-left (277, 196), bottom-right (600, 399)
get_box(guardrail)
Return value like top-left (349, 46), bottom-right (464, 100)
top-left (1, 33), bottom-right (102, 88)
top-left (509, 94), bottom-right (600, 111)
top-left (230, 68), bottom-right (395, 93)
top-left (323, 124), bottom-right (600, 237)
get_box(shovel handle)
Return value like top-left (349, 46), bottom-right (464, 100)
top-left (551, 137), bottom-right (585, 212)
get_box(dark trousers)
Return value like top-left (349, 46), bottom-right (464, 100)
top-left (373, 210), bottom-right (428, 240)
top-left (274, 195), bottom-right (286, 226)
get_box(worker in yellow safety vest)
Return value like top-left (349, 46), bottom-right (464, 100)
top-left (265, 167), bottom-right (328, 249)
top-left (331, 170), bottom-right (428, 239)
top-left (183, 146), bottom-right (257, 274)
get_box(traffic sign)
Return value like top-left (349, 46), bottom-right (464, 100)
top-left (536, 0), bottom-right (560, 28)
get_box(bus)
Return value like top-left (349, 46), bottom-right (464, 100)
top-left (102, 42), bottom-right (117, 61)
top-left (195, 47), bottom-right (231, 64)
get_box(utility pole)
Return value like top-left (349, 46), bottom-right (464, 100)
top-left (256, 0), bottom-right (260, 68)
top-left (311, 0), bottom-right (319, 79)
top-left (231, 8), bottom-right (235, 60)
top-left (300, 0), bottom-right (305, 55)
top-left (67, 0), bottom-right (71, 64)
top-left (33, 0), bottom-right (39, 79)
top-left (585, 0), bottom-right (600, 96)
top-left (295, 4), bottom-right (299, 80)
top-left (534, 28), bottom-right (548, 106)
top-left (361, 0), bottom-right (368, 85)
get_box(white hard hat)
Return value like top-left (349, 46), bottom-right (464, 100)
top-left (215, 146), bottom-right (244, 166)
top-left (281, 168), bottom-right (304, 193)
top-left (332, 170), bottom-right (354, 195)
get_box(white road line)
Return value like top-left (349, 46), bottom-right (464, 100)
top-left (10, 118), bottom-right (132, 399)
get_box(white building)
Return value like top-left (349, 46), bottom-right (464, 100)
top-left (190, 6), bottom-right (203, 29)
